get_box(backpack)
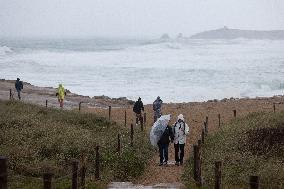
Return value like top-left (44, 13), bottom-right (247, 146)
top-left (20, 81), bottom-right (23, 89)
top-left (173, 121), bottom-right (185, 135)
top-left (153, 100), bottom-right (160, 111)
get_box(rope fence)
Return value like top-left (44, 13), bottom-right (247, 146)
top-left (0, 116), bottom-right (148, 189)
top-left (189, 114), bottom-right (284, 189)
top-left (3, 89), bottom-right (284, 188)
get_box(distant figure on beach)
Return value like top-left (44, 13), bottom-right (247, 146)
top-left (172, 114), bottom-right (189, 166)
top-left (158, 121), bottom-right (174, 166)
top-left (15, 78), bottom-right (23, 100)
top-left (153, 96), bottom-right (163, 122)
top-left (133, 97), bottom-right (144, 126)
top-left (56, 84), bottom-right (66, 108)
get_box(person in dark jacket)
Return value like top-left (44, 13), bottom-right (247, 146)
top-left (153, 96), bottom-right (163, 122)
top-left (133, 97), bottom-right (144, 126)
top-left (15, 78), bottom-right (23, 100)
top-left (158, 125), bottom-right (174, 166)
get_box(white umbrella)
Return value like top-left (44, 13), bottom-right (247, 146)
top-left (150, 114), bottom-right (171, 147)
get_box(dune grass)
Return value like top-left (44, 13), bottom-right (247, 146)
top-left (0, 100), bottom-right (154, 189)
top-left (182, 111), bottom-right (284, 189)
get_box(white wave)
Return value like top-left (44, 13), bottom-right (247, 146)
top-left (0, 39), bottom-right (283, 103)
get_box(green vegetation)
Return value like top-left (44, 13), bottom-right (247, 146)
top-left (183, 111), bottom-right (284, 189)
top-left (0, 100), bottom-right (154, 189)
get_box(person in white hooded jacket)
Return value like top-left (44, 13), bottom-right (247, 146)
top-left (172, 114), bottom-right (189, 165)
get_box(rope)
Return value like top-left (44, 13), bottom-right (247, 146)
top-left (53, 172), bottom-right (73, 182)
top-left (8, 174), bottom-right (42, 181)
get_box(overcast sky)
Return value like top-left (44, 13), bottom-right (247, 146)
top-left (0, 0), bottom-right (284, 38)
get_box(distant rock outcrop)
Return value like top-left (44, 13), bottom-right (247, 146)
top-left (176, 33), bottom-right (184, 39)
top-left (160, 33), bottom-right (170, 40)
top-left (190, 27), bottom-right (284, 40)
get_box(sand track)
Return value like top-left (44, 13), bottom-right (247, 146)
top-left (1, 79), bottom-right (284, 187)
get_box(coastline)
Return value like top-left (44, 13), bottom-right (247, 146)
top-left (1, 78), bottom-right (283, 108)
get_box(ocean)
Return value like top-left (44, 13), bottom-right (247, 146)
top-left (0, 37), bottom-right (283, 103)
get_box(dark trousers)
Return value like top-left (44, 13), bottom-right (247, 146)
top-left (174, 143), bottom-right (185, 163)
top-left (16, 90), bottom-right (21, 100)
top-left (135, 113), bottom-right (143, 125)
top-left (158, 143), bottom-right (169, 164)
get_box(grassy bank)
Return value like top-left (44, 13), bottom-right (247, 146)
top-left (0, 100), bottom-right (154, 188)
top-left (183, 111), bottom-right (284, 188)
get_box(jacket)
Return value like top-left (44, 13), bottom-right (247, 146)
top-left (158, 125), bottom-right (174, 145)
top-left (153, 98), bottom-right (162, 111)
top-left (173, 115), bottom-right (189, 144)
top-left (57, 84), bottom-right (65, 100)
top-left (133, 100), bottom-right (144, 114)
top-left (15, 80), bottom-right (23, 91)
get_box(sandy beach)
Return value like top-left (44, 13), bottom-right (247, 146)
top-left (1, 79), bottom-right (284, 186)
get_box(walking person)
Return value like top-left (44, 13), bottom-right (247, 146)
top-left (133, 97), bottom-right (144, 126)
top-left (15, 78), bottom-right (23, 100)
top-left (157, 121), bottom-right (174, 166)
top-left (56, 84), bottom-right (66, 108)
top-left (153, 96), bottom-right (163, 122)
top-left (173, 114), bottom-right (189, 166)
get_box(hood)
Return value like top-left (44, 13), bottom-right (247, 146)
top-left (177, 114), bottom-right (184, 121)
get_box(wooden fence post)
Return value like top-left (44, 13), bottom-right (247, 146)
top-left (80, 167), bottom-right (86, 189)
top-left (193, 145), bottom-right (201, 186)
top-left (233, 110), bottom-right (237, 118)
top-left (0, 157), bottom-right (7, 189)
top-left (205, 116), bottom-right (208, 125)
top-left (45, 100), bottom-right (48, 108)
top-left (193, 145), bottom-right (198, 181)
top-left (273, 103), bottom-right (276, 113)
top-left (117, 134), bottom-right (121, 154)
top-left (201, 129), bottom-right (205, 144)
top-left (9, 89), bottom-right (12, 100)
top-left (204, 122), bottom-right (208, 135)
top-left (108, 106), bottom-right (111, 121)
top-left (218, 114), bottom-right (221, 127)
top-left (198, 139), bottom-right (202, 149)
top-left (130, 124), bottom-right (134, 147)
top-left (79, 102), bottom-right (82, 111)
top-left (72, 160), bottom-right (79, 189)
top-left (124, 110), bottom-right (127, 127)
top-left (80, 160), bottom-right (86, 189)
top-left (95, 146), bottom-right (100, 180)
top-left (249, 176), bottom-right (259, 189)
top-left (43, 172), bottom-right (53, 189)
top-left (215, 161), bottom-right (222, 189)
top-left (140, 116), bottom-right (144, 132)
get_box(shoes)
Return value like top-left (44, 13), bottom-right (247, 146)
top-left (158, 163), bottom-right (163, 166)
top-left (163, 161), bottom-right (168, 166)
top-left (175, 162), bottom-right (179, 166)
top-left (180, 160), bottom-right (183, 165)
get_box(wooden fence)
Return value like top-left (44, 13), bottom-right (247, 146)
top-left (191, 111), bottom-right (283, 189)
top-left (5, 89), bottom-right (284, 188)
